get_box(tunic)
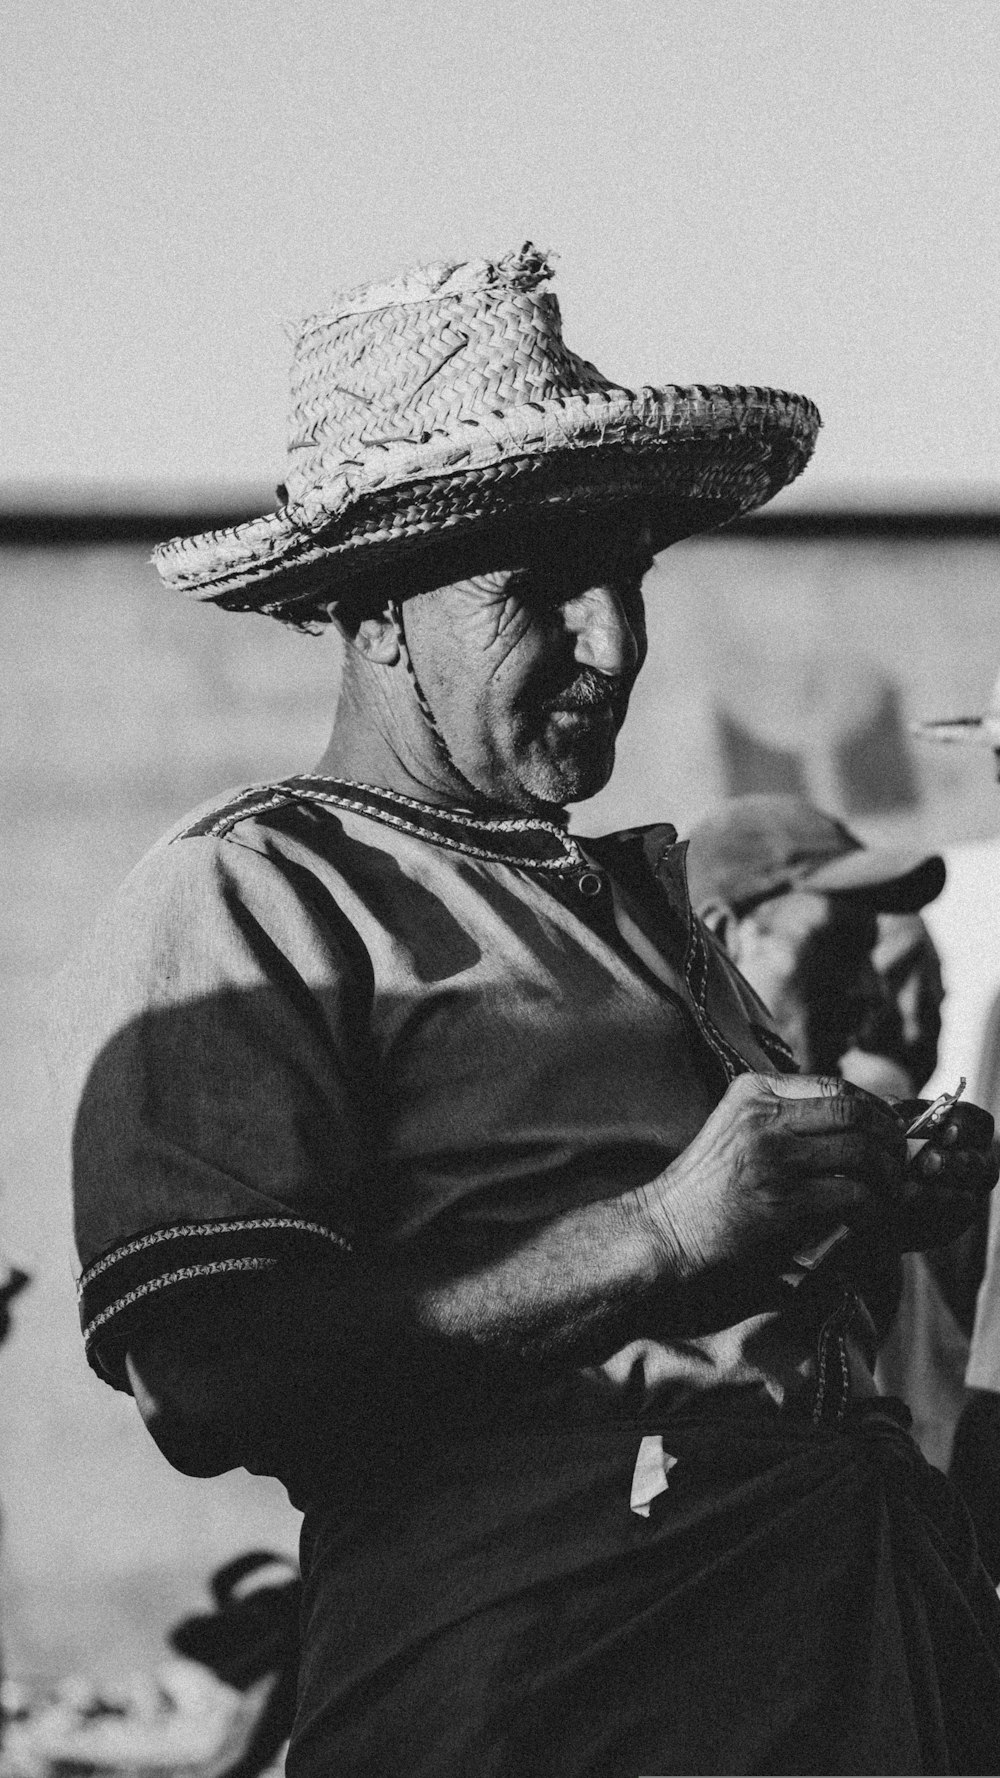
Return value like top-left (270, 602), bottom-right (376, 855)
top-left (63, 777), bottom-right (1000, 1774)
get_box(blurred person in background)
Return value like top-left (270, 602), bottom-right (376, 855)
top-left (917, 669), bottom-right (1000, 1577)
top-left (843, 912), bottom-right (945, 1103)
top-left (0, 1252), bottom-right (30, 1742)
top-left (843, 916), bottom-right (989, 1480)
top-left (685, 796), bottom-right (946, 1081)
top-left (688, 806), bottom-right (989, 1485)
top-left (684, 799), bottom-right (948, 1365)
top-left (58, 248), bottom-right (1000, 1776)
top-left (0, 1254), bottom-right (30, 1356)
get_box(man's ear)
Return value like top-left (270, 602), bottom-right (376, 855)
top-left (325, 602), bottom-right (401, 665)
top-left (698, 899), bottom-right (742, 963)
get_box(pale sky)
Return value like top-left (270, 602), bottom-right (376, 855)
top-left (3, 0), bottom-right (999, 494)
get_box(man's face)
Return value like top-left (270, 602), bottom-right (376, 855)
top-left (734, 889), bottom-right (882, 1074)
top-left (400, 516), bottom-right (653, 812)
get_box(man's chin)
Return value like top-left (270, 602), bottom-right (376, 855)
top-left (462, 725), bottom-right (618, 815)
top-left (541, 743), bottom-right (617, 808)
top-left (539, 712), bottom-right (619, 790)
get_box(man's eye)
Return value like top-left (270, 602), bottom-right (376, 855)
top-left (513, 572), bottom-right (565, 610)
top-left (511, 565), bottom-right (648, 615)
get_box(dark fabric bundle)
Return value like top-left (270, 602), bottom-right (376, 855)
top-left (291, 1406), bottom-right (1000, 1777)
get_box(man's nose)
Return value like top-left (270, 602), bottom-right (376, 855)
top-left (563, 585), bottom-right (639, 677)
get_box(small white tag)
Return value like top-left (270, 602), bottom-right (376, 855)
top-left (630, 1434), bottom-right (678, 1518)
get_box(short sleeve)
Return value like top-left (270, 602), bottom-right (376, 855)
top-left (60, 826), bottom-right (374, 1389)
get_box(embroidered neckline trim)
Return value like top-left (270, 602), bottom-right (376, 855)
top-left (186, 775), bottom-right (590, 872)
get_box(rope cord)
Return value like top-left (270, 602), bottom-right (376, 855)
top-left (387, 598), bottom-right (490, 809)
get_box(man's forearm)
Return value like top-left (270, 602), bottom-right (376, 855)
top-left (124, 1071), bottom-right (928, 1476)
top-left (409, 1183), bottom-right (675, 1360)
top-left (126, 1181), bottom-right (675, 1474)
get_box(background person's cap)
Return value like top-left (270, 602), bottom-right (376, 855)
top-left (686, 794), bottom-right (946, 916)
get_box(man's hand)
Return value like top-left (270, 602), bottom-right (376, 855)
top-left (124, 1073), bottom-right (952, 1477)
top-left (891, 1100), bottom-right (998, 1252)
top-left (638, 1073), bottom-right (907, 1332)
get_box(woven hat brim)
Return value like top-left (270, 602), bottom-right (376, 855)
top-left (154, 385), bottom-right (819, 618)
top-left (912, 717), bottom-right (1000, 747)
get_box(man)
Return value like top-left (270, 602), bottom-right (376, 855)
top-left (63, 246), bottom-right (1000, 1776)
top-left (916, 673), bottom-right (1000, 1574)
top-left (0, 1252), bottom-right (29, 1747)
top-left (684, 794), bottom-right (946, 1078)
top-left (844, 914), bottom-right (985, 1474)
top-left (842, 912), bottom-right (945, 1104)
top-left (686, 798), bottom-right (981, 1469)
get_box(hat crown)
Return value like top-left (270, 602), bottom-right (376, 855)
top-left (153, 241), bottom-right (821, 618)
top-left (284, 244), bottom-right (621, 507)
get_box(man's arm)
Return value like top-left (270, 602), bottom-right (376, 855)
top-left (127, 1073), bottom-right (912, 1475)
top-left (125, 1186), bottom-right (662, 1476)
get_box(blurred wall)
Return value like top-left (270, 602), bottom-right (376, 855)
top-left (585, 522), bottom-right (1000, 848)
top-left (2, 517), bottom-right (999, 1679)
top-left (1, 543), bottom-right (340, 1680)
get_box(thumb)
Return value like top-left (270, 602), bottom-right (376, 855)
top-left (758, 1073), bottom-right (857, 1102)
top-left (758, 1072), bottom-right (905, 1128)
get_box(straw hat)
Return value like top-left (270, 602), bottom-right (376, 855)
top-left (913, 666), bottom-right (1000, 747)
top-left (154, 243), bottom-right (821, 623)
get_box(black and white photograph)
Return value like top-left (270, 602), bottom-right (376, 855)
top-left (2, 4), bottom-right (1000, 1772)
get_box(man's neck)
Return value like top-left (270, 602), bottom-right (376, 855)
top-left (311, 726), bottom-right (572, 826)
top-left (314, 648), bottom-right (567, 823)
top-left (313, 733), bottom-right (473, 809)
top-left (313, 656), bottom-right (475, 809)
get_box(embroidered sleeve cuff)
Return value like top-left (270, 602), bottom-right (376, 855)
top-left (77, 1216), bottom-right (353, 1390)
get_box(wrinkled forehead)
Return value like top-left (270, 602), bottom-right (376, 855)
top-left (505, 509), bottom-right (656, 579)
top-left (371, 506), bottom-right (657, 607)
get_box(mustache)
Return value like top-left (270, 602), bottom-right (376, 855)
top-left (542, 667), bottom-right (627, 715)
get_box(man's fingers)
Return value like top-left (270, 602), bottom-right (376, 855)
top-left (756, 1073), bottom-right (903, 1128)
top-left (789, 1129), bottom-right (904, 1193)
top-left (895, 1100), bottom-right (994, 1151)
top-left (796, 1173), bottom-right (874, 1222)
top-left (913, 1145), bottom-right (999, 1196)
top-left (770, 1095), bottom-right (905, 1143)
top-left (943, 1104), bottom-right (995, 1151)
top-left (760, 1073), bottom-right (855, 1102)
